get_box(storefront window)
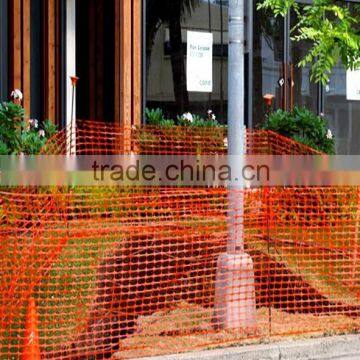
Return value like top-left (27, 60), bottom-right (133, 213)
top-left (252, 1), bottom-right (320, 127)
top-left (289, 6), bottom-right (319, 114)
top-left (146, 0), bottom-right (228, 123)
top-left (252, 2), bottom-right (284, 127)
top-left (324, 64), bottom-right (360, 155)
top-left (324, 2), bottom-right (360, 155)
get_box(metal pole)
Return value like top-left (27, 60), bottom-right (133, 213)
top-left (228, 0), bottom-right (246, 252)
top-left (247, 0), bottom-right (254, 129)
top-left (228, 0), bottom-right (245, 158)
top-left (213, 0), bottom-right (256, 330)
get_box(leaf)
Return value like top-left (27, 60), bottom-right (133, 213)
top-left (258, 0), bottom-right (360, 83)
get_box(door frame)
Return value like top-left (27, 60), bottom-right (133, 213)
top-left (66, 0), bottom-right (142, 128)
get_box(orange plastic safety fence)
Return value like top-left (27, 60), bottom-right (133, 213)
top-left (2, 122), bottom-right (358, 360)
top-left (1, 187), bottom-right (359, 359)
top-left (42, 120), bottom-right (322, 155)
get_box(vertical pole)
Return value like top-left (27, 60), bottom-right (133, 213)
top-left (228, 0), bottom-right (245, 158)
top-left (70, 77), bottom-right (79, 154)
top-left (227, 0), bottom-right (246, 253)
top-left (247, 0), bottom-right (254, 129)
top-left (66, 0), bottom-right (76, 154)
top-left (213, 0), bottom-right (256, 330)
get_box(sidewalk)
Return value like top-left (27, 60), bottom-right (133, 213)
top-left (132, 334), bottom-right (360, 360)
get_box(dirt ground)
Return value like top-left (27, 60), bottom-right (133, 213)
top-left (113, 303), bottom-right (360, 359)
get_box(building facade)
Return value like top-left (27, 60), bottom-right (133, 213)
top-left (0, 0), bottom-right (359, 154)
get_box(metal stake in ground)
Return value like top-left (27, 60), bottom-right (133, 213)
top-left (69, 76), bottom-right (79, 155)
top-left (214, 0), bottom-right (256, 330)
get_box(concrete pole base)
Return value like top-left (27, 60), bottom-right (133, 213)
top-left (213, 252), bottom-right (257, 330)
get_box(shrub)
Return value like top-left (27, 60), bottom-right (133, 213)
top-left (262, 107), bottom-right (336, 154)
top-left (145, 108), bottom-right (175, 127)
top-left (0, 101), bottom-right (57, 155)
top-left (177, 110), bottom-right (220, 128)
top-left (145, 108), bottom-right (221, 128)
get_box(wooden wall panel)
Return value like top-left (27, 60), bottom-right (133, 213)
top-left (10, 0), bottom-right (31, 113)
top-left (114, 0), bottom-right (121, 124)
top-left (9, 0), bottom-right (142, 126)
top-left (132, 0), bottom-right (142, 126)
top-left (115, 0), bottom-right (142, 127)
top-left (44, 0), bottom-right (56, 122)
top-left (119, 0), bottom-right (132, 127)
top-left (10, 0), bottom-right (22, 93)
top-left (10, 0), bottom-right (58, 122)
top-left (54, 0), bottom-right (63, 125)
top-left (22, 0), bottom-right (31, 113)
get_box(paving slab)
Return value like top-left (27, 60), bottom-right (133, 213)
top-left (132, 334), bottom-right (360, 360)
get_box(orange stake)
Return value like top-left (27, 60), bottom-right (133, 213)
top-left (22, 297), bottom-right (41, 360)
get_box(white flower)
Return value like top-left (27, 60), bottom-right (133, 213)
top-left (326, 129), bottom-right (333, 140)
top-left (39, 129), bottom-right (45, 138)
top-left (207, 109), bottom-right (216, 121)
top-left (182, 112), bottom-right (193, 123)
top-left (223, 137), bottom-right (228, 148)
top-left (29, 119), bottom-right (39, 129)
top-left (11, 89), bottom-right (23, 101)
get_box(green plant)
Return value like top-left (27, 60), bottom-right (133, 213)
top-left (0, 102), bottom-right (25, 154)
top-left (177, 111), bottom-right (220, 127)
top-left (262, 107), bottom-right (335, 154)
top-left (20, 119), bottom-right (57, 155)
top-left (257, 0), bottom-right (360, 84)
top-left (145, 108), bottom-right (175, 127)
top-left (0, 101), bottom-right (57, 155)
top-left (146, 108), bottom-right (221, 128)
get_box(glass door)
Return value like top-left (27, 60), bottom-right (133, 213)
top-left (323, 2), bottom-right (360, 155)
top-left (252, 0), bottom-right (285, 127)
top-left (252, 0), bottom-right (320, 126)
top-left (289, 4), bottom-right (319, 114)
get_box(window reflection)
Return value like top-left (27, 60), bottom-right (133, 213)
top-left (325, 64), bottom-right (360, 154)
top-left (146, 0), bottom-right (228, 123)
top-left (290, 7), bottom-right (319, 113)
top-left (252, 1), bottom-right (284, 127)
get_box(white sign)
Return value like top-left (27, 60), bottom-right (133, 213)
top-left (186, 31), bottom-right (213, 93)
top-left (346, 69), bottom-right (360, 101)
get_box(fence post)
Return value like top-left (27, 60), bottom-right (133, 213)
top-left (351, 188), bottom-right (359, 287)
top-left (21, 297), bottom-right (41, 360)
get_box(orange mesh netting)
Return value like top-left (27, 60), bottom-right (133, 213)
top-left (1, 121), bottom-right (358, 359)
top-left (43, 120), bottom-right (322, 155)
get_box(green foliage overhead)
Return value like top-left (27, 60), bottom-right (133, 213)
top-left (262, 107), bottom-right (336, 154)
top-left (258, 0), bottom-right (296, 17)
top-left (257, 0), bottom-right (360, 84)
